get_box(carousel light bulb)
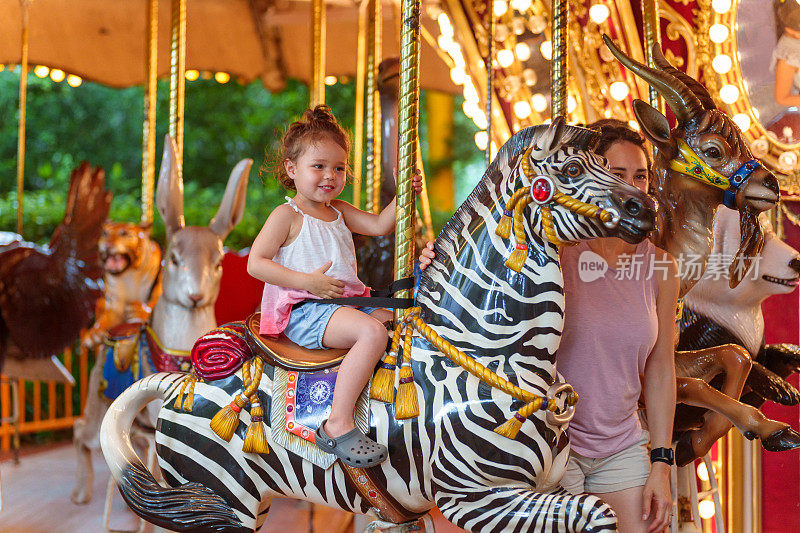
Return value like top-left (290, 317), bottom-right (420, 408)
top-left (719, 84), bottom-right (739, 104)
top-left (475, 130), bottom-right (489, 151)
top-left (185, 69), bottom-right (200, 81)
top-left (324, 75), bottom-right (337, 86)
top-left (464, 82), bottom-right (479, 103)
top-left (568, 95), bottom-right (578, 113)
top-left (512, 18), bottom-right (527, 35)
top-left (511, 0), bottom-right (532, 12)
top-left (474, 111), bottom-right (488, 130)
top-left (709, 23), bottom-right (729, 43)
top-left (540, 40), bottom-right (553, 61)
top-left (589, 4), bottom-right (611, 24)
top-left (516, 42), bottom-right (532, 61)
top-left (712, 54), bottom-right (732, 74)
top-left (532, 93), bottom-right (548, 112)
top-left (498, 49), bottom-right (515, 68)
top-left (450, 67), bottom-right (467, 85)
top-left (514, 100), bottom-right (532, 119)
top-left (698, 499), bottom-right (716, 519)
top-left (215, 72), bottom-right (230, 84)
top-left (50, 69), bottom-right (65, 82)
top-left (33, 65), bottom-right (49, 78)
top-left (628, 120), bottom-right (640, 131)
top-left (523, 68), bottom-right (538, 86)
top-left (712, 0), bottom-right (732, 14)
top-left (697, 462), bottom-right (710, 482)
top-left (733, 113), bottom-right (751, 131)
top-left (438, 34), bottom-right (452, 51)
top-left (453, 50), bottom-right (466, 68)
top-left (66, 74), bottom-right (82, 87)
top-left (494, 0), bottom-right (508, 17)
top-left (463, 99), bottom-right (480, 119)
top-left (609, 81), bottom-right (630, 101)
top-left (438, 13), bottom-right (454, 38)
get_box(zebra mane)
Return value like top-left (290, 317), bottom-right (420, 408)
top-left (418, 123), bottom-right (598, 296)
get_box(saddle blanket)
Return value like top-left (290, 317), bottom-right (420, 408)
top-left (271, 366), bottom-right (371, 469)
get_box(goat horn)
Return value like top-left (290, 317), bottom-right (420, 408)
top-left (602, 35), bottom-right (705, 125)
top-left (650, 43), bottom-right (716, 110)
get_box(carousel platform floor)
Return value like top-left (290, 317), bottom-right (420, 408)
top-left (0, 442), bottom-right (464, 533)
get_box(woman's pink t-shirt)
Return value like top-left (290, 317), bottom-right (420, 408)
top-left (557, 240), bottom-right (660, 458)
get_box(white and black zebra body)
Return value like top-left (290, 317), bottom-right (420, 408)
top-left (102, 121), bottom-right (656, 532)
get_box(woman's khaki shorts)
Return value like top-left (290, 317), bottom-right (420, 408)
top-left (560, 431), bottom-right (651, 495)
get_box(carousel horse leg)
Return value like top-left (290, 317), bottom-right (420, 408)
top-left (363, 515), bottom-right (434, 533)
top-left (675, 345), bottom-right (752, 410)
top-left (72, 350), bottom-right (108, 504)
top-left (674, 377), bottom-right (800, 465)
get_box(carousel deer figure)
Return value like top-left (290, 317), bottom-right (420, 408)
top-left (606, 38), bottom-right (800, 465)
top-left (71, 135), bottom-right (251, 505)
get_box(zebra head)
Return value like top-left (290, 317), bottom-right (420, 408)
top-left (495, 118), bottom-right (656, 270)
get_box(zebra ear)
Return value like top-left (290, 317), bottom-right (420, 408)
top-left (531, 117), bottom-right (566, 160)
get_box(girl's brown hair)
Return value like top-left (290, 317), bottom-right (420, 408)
top-left (776, 0), bottom-right (800, 36)
top-left (266, 105), bottom-right (351, 190)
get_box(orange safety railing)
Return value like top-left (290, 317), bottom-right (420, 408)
top-left (0, 346), bottom-right (93, 452)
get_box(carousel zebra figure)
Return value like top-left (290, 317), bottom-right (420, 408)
top-left (101, 119), bottom-right (657, 533)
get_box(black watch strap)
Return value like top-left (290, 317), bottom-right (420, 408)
top-left (650, 447), bottom-right (674, 466)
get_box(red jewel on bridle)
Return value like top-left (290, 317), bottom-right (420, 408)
top-left (530, 175), bottom-right (555, 204)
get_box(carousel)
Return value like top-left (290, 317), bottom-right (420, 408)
top-left (0, 0), bottom-right (798, 532)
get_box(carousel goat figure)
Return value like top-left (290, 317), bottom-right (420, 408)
top-left (679, 207), bottom-right (800, 409)
top-left (0, 162), bottom-right (110, 380)
top-left (101, 119), bottom-right (658, 533)
top-left (71, 135), bottom-right (251, 505)
top-left (605, 38), bottom-right (800, 465)
top-left (71, 221), bottom-right (163, 504)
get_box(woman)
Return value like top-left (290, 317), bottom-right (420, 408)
top-left (773, 0), bottom-right (800, 107)
top-left (418, 120), bottom-right (677, 532)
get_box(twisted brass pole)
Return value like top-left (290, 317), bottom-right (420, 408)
top-left (485, 10), bottom-right (493, 166)
top-left (550, 0), bottom-right (568, 120)
top-left (641, 0), bottom-right (664, 113)
top-left (365, 0), bottom-right (382, 214)
top-left (353, 0), bottom-right (368, 208)
top-left (141, 0), bottom-right (159, 227)
top-left (394, 0), bottom-right (420, 322)
top-left (311, 0), bottom-right (326, 106)
top-left (169, 0), bottom-right (186, 163)
top-left (16, 1), bottom-right (30, 235)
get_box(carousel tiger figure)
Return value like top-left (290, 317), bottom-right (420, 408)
top-left (101, 119), bottom-right (658, 533)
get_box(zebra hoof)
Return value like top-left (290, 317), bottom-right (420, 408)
top-left (762, 426), bottom-right (800, 452)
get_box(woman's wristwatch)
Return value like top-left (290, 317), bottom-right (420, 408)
top-left (650, 447), bottom-right (675, 466)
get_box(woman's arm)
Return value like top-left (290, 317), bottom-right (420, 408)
top-left (247, 205), bottom-right (344, 297)
top-left (775, 59), bottom-right (800, 107)
top-left (641, 250), bottom-right (679, 533)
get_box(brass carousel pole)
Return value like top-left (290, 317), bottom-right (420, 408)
top-left (311, 0), bottom-right (326, 106)
top-left (551, 0), bottom-right (568, 120)
top-left (365, 0), bottom-right (382, 214)
top-left (485, 9), bottom-right (493, 165)
top-left (641, 0), bottom-right (664, 113)
top-left (394, 0), bottom-right (419, 323)
top-left (169, 0), bottom-right (187, 164)
top-left (353, 0), bottom-right (368, 208)
top-left (16, 0), bottom-right (31, 235)
top-left (415, 139), bottom-right (435, 242)
top-left (142, 0), bottom-right (159, 227)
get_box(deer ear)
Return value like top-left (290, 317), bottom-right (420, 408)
top-left (633, 99), bottom-right (676, 159)
top-left (210, 158), bottom-right (252, 240)
top-left (156, 135), bottom-right (185, 239)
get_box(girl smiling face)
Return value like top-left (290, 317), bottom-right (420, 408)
top-left (284, 137), bottom-right (348, 206)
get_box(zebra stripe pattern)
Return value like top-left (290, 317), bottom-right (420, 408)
top-left (102, 121), bottom-right (656, 532)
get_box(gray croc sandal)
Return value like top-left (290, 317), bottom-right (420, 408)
top-left (315, 422), bottom-right (388, 468)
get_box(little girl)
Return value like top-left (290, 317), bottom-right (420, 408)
top-left (247, 105), bottom-right (420, 468)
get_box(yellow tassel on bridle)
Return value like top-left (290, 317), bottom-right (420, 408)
top-left (210, 357), bottom-right (266, 448)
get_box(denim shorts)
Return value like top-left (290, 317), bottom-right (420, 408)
top-left (284, 302), bottom-right (381, 350)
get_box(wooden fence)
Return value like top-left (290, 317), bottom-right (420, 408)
top-left (0, 346), bottom-right (92, 452)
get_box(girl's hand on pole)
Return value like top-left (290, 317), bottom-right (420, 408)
top-left (392, 167), bottom-right (423, 195)
top-left (418, 241), bottom-right (435, 270)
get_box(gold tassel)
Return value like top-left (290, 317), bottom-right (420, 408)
top-left (495, 211), bottom-right (513, 239)
top-left (242, 396), bottom-right (269, 454)
top-left (210, 393), bottom-right (247, 442)
top-left (370, 352), bottom-right (397, 403)
top-left (395, 364), bottom-right (419, 419)
top-left (395, 325), bottom-right (419, 420)
top-left (174, 376), bottom-right (188, 410)
top-left (494, 398), bottom-right (542, 439)
top-left (504, 245), bottom-right (528, 272)
top-left (182, 371), bottom-right (197, 412)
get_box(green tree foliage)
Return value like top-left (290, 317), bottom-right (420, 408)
top-left (1, 69), bottom-right (482, 249)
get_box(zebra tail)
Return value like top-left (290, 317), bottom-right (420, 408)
top-left (100, 373), bottom-right (249, 533)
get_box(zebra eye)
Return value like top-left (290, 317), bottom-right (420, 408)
top-left (564, 163), bottom-right (582, 178)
